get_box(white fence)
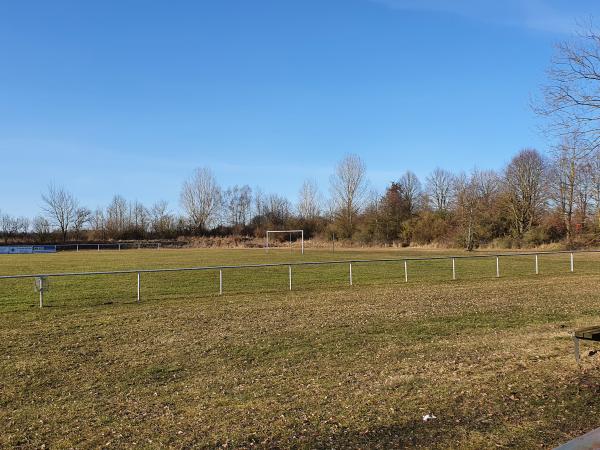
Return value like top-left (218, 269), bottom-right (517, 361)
top-left (0, 250), bottom-right (597, 309)
top-left (55, 242), bottom-right (164, 252)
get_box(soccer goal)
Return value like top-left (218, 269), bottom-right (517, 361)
top-left (265, 230), bottom-right (304, 254)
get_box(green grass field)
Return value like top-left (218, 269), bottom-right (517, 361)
top-left (2, 247), bottom-right (600, 448)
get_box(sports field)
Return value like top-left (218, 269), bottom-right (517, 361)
top-left (1, 248), bottom-right (600, 448)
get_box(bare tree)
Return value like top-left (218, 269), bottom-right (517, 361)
top-left (398, 171), bottom-right (422, 215)
top-left (504, 149), bottom-right (546, 237)
top-left (575, 161), bottom-right (593, 228)
top-left (223, 185), bottom-right (252, 228)
top-left (426, 168), bottom-right (454, 213)
top-left (130, 200), bottom-right (149, 237)
top-left (41, 184), bottom-right (78, 242)
top-left (180, 167), bottom-right (222, 232)
top-left (264, 193), bottom-right (291, 227)
top-left (452, 170), bottom-right (499, 251)
top-left (536, 24), bottom-right (600, 150)
top-left (150, 200), bottom-right (175, 237)
top-left (549, 130), bottom-right (592, 243)
top-left (91, 208), bottom-right (106, 240)
top-left (590, 150), bottom-right (600, 228)
top-left (32, 215), bottom-right (51, 242)
top-left (73, 207), bottom-right (92, 241)
top-left (0, 213), bottom-right (16, 244)
top-left (106, 195), bottom-right (128, 238)
top-left (330, 154), bottom-right (368, 237)
top-left (297, 179), bottom-right (321, 221)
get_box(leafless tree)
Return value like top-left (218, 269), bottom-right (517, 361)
top-left (32, 215), bottom-right (51, 242)
top-left (454, 173), bottom-right (479, 251)
top-left (504, 149), bottom-right (546, 237)
top-left (106, 195), bottom-right (128, 237)
top-left (575, 161), bottom-right (593, 228)
top-left (453, 170), bottom-right (499, 251)
top-left (73, 207), bottom-right (91, 241)
top-left (590, 150), bottom-right (600, 228)
top-left (91, 208), bottom-right (106, 240)
top-left (180, 167), bottom-right (222, 232)
top-left (149, 200), bottom-right (175, 236)
top-left (398, 171), bottom-right (422, 215)
top-left (548, 130), bottom-right (592, 243)
top-left (41, 184), bottom-right (78, 242)
top-left (264, 193), bottom-right (290, 227)
top-left (297, 179), bottom-right (321, 221)
top-left (130, 200), bottom-right (149, 236)
top-left (0, 213), bottom-right (15, 243)
top-left (223, 185), bottom-right (252, 228)
top-left (536, 24), bottom-right (600, 150)
top-left (426, 168), bottom-right (454, 213)
top-left (330, 154), bottom-right (368, 237)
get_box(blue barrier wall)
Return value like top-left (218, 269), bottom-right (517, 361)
top-left (0, 245), bottom-right (57, 254)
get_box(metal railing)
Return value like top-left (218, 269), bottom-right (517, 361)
top-left (0, 249), bottom-right (598, 308)
top-left (55, 242), bottom-right (164, 252)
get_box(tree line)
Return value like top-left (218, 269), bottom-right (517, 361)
top-left (3, 26), bottom-right (600, 249)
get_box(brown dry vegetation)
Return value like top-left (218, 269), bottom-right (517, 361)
top-left (1, 248), bottom-right (600, 448)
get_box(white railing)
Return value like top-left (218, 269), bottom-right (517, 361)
top-left (54, 242), bottom-right (164, 252)
top-left (0, 250), bottom-right (597, 308)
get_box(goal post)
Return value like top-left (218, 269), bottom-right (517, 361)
top-left (265, 230), bottom-right (304, 254)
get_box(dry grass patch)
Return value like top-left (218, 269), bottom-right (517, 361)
top-left (2, 268), bottom-right (600, 448)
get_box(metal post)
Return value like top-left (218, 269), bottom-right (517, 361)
top-left (289, 265), bottom-right (292, 290)
top-left (496, 256), bottom-right (500, 278)
top-left (98, 244), bottom-right (100, 252)
top-left (118, 243), bottom-right (121, 251)
top-left (301, 230), bottom-right (304, 255)
top-left (570, 252), bottom-right (574, 272)
top-left (219, 270), bottom-right (223, 295)
top-left (452, 258), bottom-right (456, 280)
top-left (137, 272), bottom-right (140, 301)
top-left (535, 254), bottom-right (539, 275)
top-left (266, 233), bottom-right (269, 253)
top-left (404, 260), bottom-right (408, 283)
top-left (39, 289), bottom-right (43, 308)
top-left (158, 243), bottom-right (161, 250)
top-left (76, 244), bottom-right (79, 252)
top-left (349, 263), bottom-right (353, 286)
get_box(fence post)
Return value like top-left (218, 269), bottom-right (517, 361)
top-left (118, 243), bottom-right (121, 251)
top-left (496, 256), bottom-right (500, 278)
top-left (404, 260), bottom-right (408, 282)
top-left (76, 244), bottom-right (79, 252)
top-left (98, 244), bottom-right (100, 252)
top-left (137, 272), bottom-right (140, 301)
top-left (349, 263), bottom-right (353, 286)
top-left (289, 265), bottom-right (292, 291)
top-left (535, 254), bottom-right (539, 275)
top-left (219, 270), bottom-right (223, 295)
top-left (39, 289), bottom-right (43, 308)
top-left (452, 258), bottom-right (456, 280)
top-left (570, 252), bottom-right (574, 272)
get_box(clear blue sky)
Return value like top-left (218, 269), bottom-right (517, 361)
top-left (1, 0), bottom-right (598, 217)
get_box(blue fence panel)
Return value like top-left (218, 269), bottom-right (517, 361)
top-left (0, 245), bottom-right (56, 254)
top-left (0, 246), bottom-right (33, 254)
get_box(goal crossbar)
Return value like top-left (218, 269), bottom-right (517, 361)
top-left (266, 230), bottom-right (304, 254)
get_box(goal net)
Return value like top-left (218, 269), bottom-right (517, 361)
top-left (265, 230), bottom-right (304, 254)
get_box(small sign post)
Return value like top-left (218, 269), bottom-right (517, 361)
top-left (34, 276), bottom-right (49, 308)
